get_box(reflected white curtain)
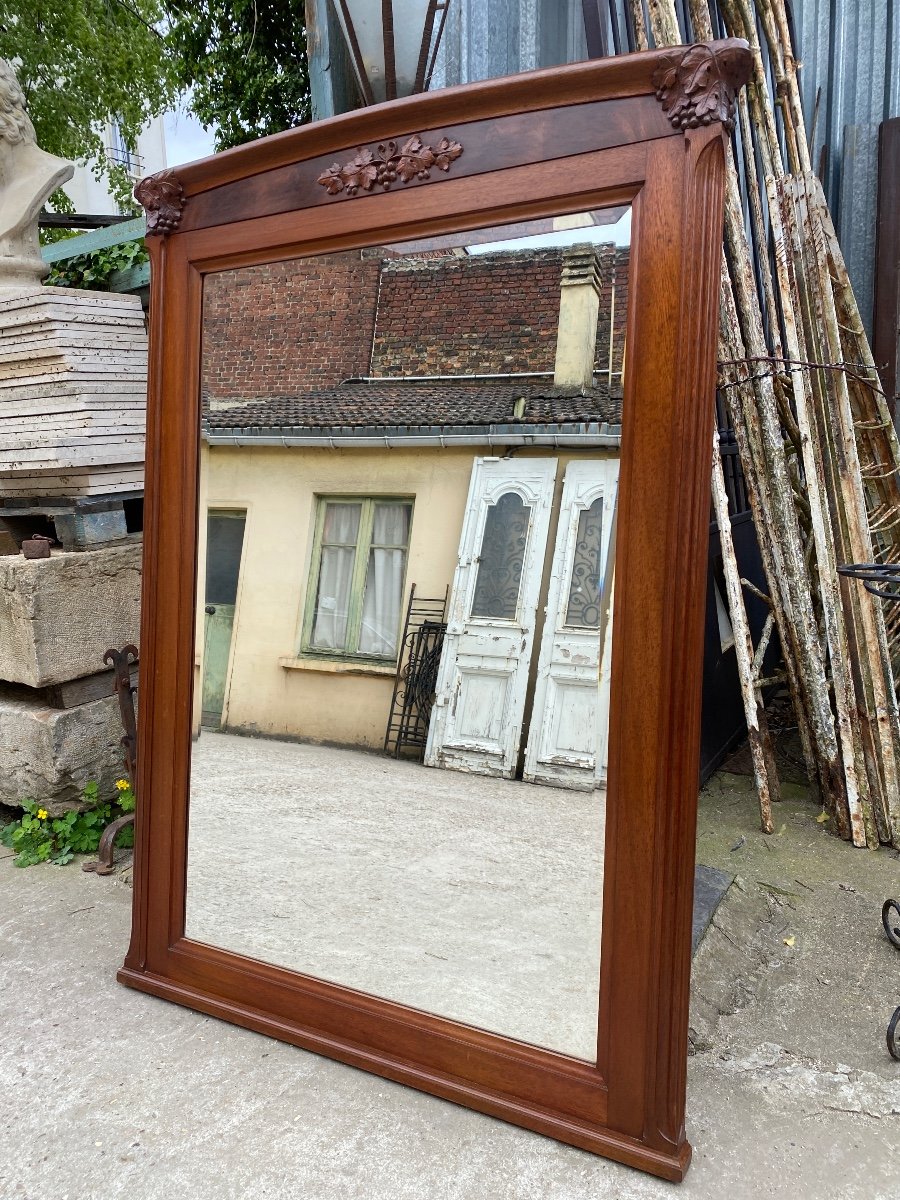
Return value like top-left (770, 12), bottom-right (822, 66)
top-left (311, 504), bottom-right (360, 650)
top-left (359, 505), bottom-right (408, 656)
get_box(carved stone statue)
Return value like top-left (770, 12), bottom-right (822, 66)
top-left (0, 59), bottom-right (73, 288)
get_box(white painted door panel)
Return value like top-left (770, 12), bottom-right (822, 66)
top-left (524, 458), bottom-right (619, 789)
top-left (425, 457), bottom-right (557, 777)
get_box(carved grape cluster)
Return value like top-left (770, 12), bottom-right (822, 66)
top-left (134, 169), bottom-right (185, 236)
top-left (651, 38), bottom-right (752, 135)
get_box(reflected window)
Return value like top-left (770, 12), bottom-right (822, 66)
top-left (565, 498), bottom-right (604, 628)
top-left (305, 498), bottom-right (412, 660)
top-left (471, 491), bottom-right (530, 621)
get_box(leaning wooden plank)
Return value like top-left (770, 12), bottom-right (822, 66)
top-left (711, 425), bottom-right (780, 830)
top-left (806, 182), bottom-right (900, 846)
top-left (796, 176), bottom-right (900, 846)
top-left (768, 174), bottom-right (870, 845)
top-left (642, 0), bottom-right (680, 43)
top-left (648, 0), bottom-right (844, 814)
top-left (812, 179), bottom-right (900, 517)
top-left (736, 89), bottom-right (783, 360)
top-left (722, 0), bottom-right (785, 181)
top-left (717, 273), bottom-right (824, 809)
top-left (789, 202), bottom-right (885, 844)
top-left (765, 0), bottom-right (814, 173)
top-left (723, 173), bottom-right (848, 826)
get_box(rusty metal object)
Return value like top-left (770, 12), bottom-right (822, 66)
top-left (81, 644), bottom-right (138, 875)
top-left (887, 1007), bottom-right (900, 1061)
top-left (881, 900), bottom-right (900, 1060)
top-left (21, 533), bottom-right (54, 559)
top-left (838, 563), bottom-right (900, 602)
top-left (104, 644), bottom-right (139, 781)
top-left (883, 898), bottom-right (900, 949)
top-left (384, 585), bottom-right (448, 759)
top-left (82, 812), bottom-right (135, 876)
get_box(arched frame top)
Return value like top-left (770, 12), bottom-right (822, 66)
top-left (124, 40), bottom-right (751, 1184)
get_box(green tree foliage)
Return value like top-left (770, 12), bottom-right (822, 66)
top-left (0, 0), bottom-right (179, 209)
top-left (165, 0), bottom-right (311, 151)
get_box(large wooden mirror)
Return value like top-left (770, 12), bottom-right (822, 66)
top-left (123, 40), bottom-right (751, 1182)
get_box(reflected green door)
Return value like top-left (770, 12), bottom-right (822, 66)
top-left (202, 603), bottom-right (237, 726)
top-left (201, 511), bottom-right (246, 728)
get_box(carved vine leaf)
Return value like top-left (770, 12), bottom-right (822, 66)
top-left (341, 146), bottom-right (380, 194)
top-left (134, 168), bottom-right (185, 236)
top-left (316, 133), bottom-right (464, 197)
top-left (651, 38), bottom-right (752, 135)
top-left (318, 164), bottom-right (345, 195)
top-left (434, 137), bottom-right (464, 171)
top-left (395, 135), bottom-right (435, 183)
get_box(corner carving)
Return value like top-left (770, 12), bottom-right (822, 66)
top-left (134, 169), bottom-right (185, 236)
top-left (317, 134), bottom-right (463, 197)
top-left (651, 38), bottom-right (752, 134)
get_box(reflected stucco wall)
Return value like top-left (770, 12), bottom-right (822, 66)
top-left (198, 444), bottom-right (476, 748)
top-left (196, 443), bottom-right (616, 750)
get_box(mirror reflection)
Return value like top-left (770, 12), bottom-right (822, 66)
top-left (187, 207), bottom-right (630, 1061)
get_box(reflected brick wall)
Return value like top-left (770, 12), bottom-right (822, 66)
top-left (202, 245), bottom-right (630, 402)
top-left (371, 250), bottom-right (563, 376)
top-left (202, 252), bottom-right (381, 400)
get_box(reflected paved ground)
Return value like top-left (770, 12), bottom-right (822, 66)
top-left (186, 732), bottom-right (605, 1061)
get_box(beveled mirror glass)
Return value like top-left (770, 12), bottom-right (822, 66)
top-left (186, 209), bottom-right (630, 1062)
top-left (122, 41), bottom-right (750, 1182)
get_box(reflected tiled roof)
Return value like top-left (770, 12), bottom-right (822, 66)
top-left (202, 379), bottom-right (622, 436)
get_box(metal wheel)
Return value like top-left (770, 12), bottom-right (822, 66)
top-left (888, 1007), bottom-right (900, 1061)
top-left (882, 899), bottom-right (900, 950)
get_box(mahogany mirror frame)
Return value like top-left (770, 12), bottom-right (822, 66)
top-left (122, 39), bottom-right (751, 1183)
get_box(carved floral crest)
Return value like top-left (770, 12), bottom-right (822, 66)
top-left (651, 38), bottom-right (752, 134)
top-left (317, 134), bottom-right (463, 197)
top-left (134, 169), bottom-right (185, 236)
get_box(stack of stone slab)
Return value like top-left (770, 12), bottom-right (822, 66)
top-left (0, 287), bottom-right (146, 498)
top-left (0, 287), bottom-right (148, 814)
top-left (0, 544), bottom-right (141, 814)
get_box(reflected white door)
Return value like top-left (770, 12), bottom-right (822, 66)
top-left (524, 458), bottom-right (619, 790)
top-left (425, 456), bottom-right (557, 777)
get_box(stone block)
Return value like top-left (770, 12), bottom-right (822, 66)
top-left (0, 543), bottom-right (140, 687)
top-left (53, 506), bottom-right (129, 549)
top-left (0, 689), bottom-right (126, 814)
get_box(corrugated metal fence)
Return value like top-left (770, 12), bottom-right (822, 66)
top-left (793, 0), bottom-right (900, 336)
top-left (426, 0), bottom-right (900, 337)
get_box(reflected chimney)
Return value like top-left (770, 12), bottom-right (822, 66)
top-left (553, 245), bottom-right (602, 389)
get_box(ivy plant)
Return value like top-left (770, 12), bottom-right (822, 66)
top-left (45, 239), bottom-right (148, 291)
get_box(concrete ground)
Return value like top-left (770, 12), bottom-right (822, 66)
top-left (2, 757), bottom-right (900, 1199)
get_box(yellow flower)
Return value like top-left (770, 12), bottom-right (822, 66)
top-left (37, 809), bottom-right (48, 820)
top-left (115, 779), bottom-right (130, 791)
